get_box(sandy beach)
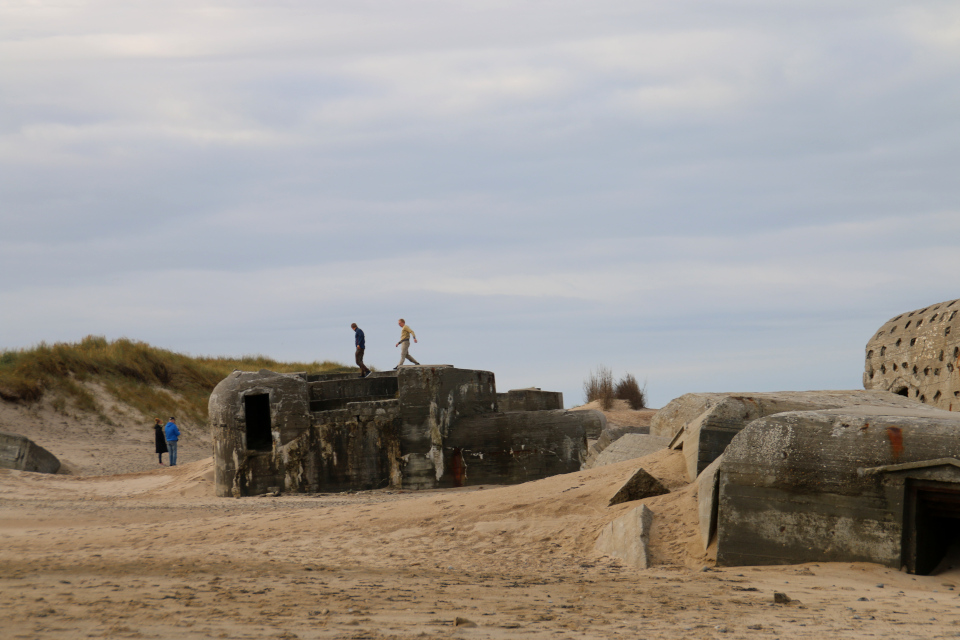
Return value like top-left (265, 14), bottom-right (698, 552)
top-left (4, 435), bottom-right (960, 640)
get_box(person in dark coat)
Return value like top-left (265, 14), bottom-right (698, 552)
top-left (154, 418), bottom-right (168, 465)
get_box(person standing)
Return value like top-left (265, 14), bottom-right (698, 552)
top-left (153, 418), bottom-right (168, 465)
top-left (395, 318), bottom-right (420, 368)
top-left (351, 323), bottom-right (371, 378)
top-left (164, 416), bottom-right (180, 467)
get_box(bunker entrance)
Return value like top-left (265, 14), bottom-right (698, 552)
top-left (244, 394), bottom-right (272, 452)
top-left (894, 387), bottom-right (909, 397)
top-left (905, 480), bottom-right (960, 575)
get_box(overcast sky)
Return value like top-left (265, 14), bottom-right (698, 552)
top-left (2, 1), bottom-right (959, 407)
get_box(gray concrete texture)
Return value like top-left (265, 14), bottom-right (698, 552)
top-left (0, 431), bottom-right (60, 474)
top-left (595, 504), bottom-right (654, 568)
top-left (496, 388), bottom-right (564, 412)
top-left (209, 366), bottom-right (602, 497)
top-left (581, 422), bottom-right (648, 469)
top-left (608, 467), bottom-right (669, 506)
top-left (584, 434), bottom-right (670, 470)
top-left (716, 405), bottom-right (960, 571)
top-left (650, 390), bottom-right (928, 481)
top-left (864, 297), bottom-right (960, 412)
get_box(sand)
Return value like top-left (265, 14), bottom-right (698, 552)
top-left (3, 402), bottom-right (960, 638)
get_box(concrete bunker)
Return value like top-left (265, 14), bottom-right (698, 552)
top-left (864, 298), bottom-right (960, 412)
top-left (712, 406), bottom-right (960, 574)
top-left (0, 431), bottom-right (60, 474)
top-left (209, 365), bottom-right (604, 497)
top-left (649, 390), bottom-right (926, 481)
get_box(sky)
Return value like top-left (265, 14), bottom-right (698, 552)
top-left (2, 1), bottom-right (959, 408)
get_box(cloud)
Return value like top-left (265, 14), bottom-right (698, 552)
top-left (2, 1), bottom-right (960, 407)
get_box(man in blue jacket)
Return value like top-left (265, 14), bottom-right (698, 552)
top-left (164, 417), bottom-right (181, 467)
top-left (351, 323), bottom-right (371, 378)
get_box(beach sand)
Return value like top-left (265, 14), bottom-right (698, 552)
top-left (2, 402), bottom-right (960, 638)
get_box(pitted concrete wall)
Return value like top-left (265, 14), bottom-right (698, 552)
top-left (864, 298), bottom-right (960, 411)
top-left (651, 390), bottom-right (926, 481)
top-left (209, 370), bottom-right (311, 497)
top-left (211, 366), bottom-right (581, 495)
top-left (433, 410), bottom-right (595, 488)
top-left (716, 406), bottom-right (960, 569)
top-left (497, 389), bottom-right (564, 412)
top-left (396, 366), bottom-right (498, 490)
top-left (0, 431), bottom-right (60, 474)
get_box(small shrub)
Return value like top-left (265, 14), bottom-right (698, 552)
top-left (583, 365), bottom-right (615, 410)
top-left (615, 373), bottom-right (647, 410)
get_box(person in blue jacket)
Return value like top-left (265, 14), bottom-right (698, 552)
top-left (164, 417), bottom-right (181, 467)
top-left (351, 323), bottom-right (371, 378)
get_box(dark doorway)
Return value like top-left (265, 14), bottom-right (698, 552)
top-left (904, 480), bottom-right (960, 574)
top-left (244, 394), bottom-right (272, 451)
top-left (894, 387), bottom-right (909, 397)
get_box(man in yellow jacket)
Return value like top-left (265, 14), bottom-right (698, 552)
top-left (394, 318), bottom-right (420, 368)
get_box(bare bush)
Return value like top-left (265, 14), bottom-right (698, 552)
top-left (583, 365), bottom-right (615, 410)
top-left (615, 373), bottom-right (647, 410)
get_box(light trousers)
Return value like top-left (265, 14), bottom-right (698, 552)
top-left (397, 341), bottom-right (420, 367)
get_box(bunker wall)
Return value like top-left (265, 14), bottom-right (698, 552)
top-left (497, 389), bottom-right (564, 412)
top-left (0, 431), bottom-right (60, 474)
top-left (435, 409), bottom-right (593, 487)
top-left (716, 409), bottom-right (960, 568)
top-left (864, 298), bottom-right (960, 412)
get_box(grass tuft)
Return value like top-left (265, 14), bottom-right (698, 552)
top-left (614, 373), bottom-right (647, 410)
top-left (583, 365), bottom-right (615, 410)
top-left (584, 366), bottom-right (647, 410)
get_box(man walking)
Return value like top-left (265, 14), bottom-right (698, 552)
top-left (351, 323), bottom-right (371, 378)
top-left (164, 416), bottom-right (180, 467)
top-left (395, 318), bottom-right (420, 368)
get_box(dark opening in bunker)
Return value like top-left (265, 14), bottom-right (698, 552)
top-left (244, 394), bottom-right (272, 451)
top-left (905, 480), bottom-right (960, 575)
top-left (894, 387), bottom-right (909, 397)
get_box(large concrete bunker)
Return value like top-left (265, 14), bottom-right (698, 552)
top-left (210, 366), bottom-right (604, 497)
top-left (714, 406), bottom-right (960, 574)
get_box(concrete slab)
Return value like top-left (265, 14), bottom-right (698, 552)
top-left (609, 467), bottom-right (669, 506)
top-left (697, 454), bottom-right (723, 550)
top-left (584, 434), bottom-right (669, 469)
top-left (595, 504), bottom-right (654, 568)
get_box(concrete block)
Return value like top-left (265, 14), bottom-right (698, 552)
top-left (0, 431), bottom-right (60, 474)
top-left (497, 388), bottom-right (564, 412)
top-left (697, 454), bottom-right (723, 550)
top-left (608, 467), bottom-right (669, 506)
top-left (652, 390), bottom-right (929, 481)
top-left (585, 434), bottom-right (670, 470)
top-left (716, 405), bottom-right (960, 571)
top-left (596, 504), bottom-right (654, 568)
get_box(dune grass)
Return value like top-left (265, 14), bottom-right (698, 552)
top-left (0, 335), bottom-right (352, 427)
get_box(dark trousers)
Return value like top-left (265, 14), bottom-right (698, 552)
top-left (356, 347), bottom-right (370, 374)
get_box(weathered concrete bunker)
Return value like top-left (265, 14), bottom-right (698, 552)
top-left (210, 366), bottom-right (603, 497)
top-left (0, 431), bottom-right (60, 474)
top-left (650, 390), bottom-right (925, 481)
top-left (715, 405), bottom-right (960, 574)
top-left (864, 297), bottom-right (960, 411)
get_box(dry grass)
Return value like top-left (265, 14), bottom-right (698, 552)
top-left (0, 335), bottom-right (351, 426)
top-left (583, 365), bottom-right (615, 410)
top-left (614, 373), bottom-right (647, 410)
top-left (584, 366), bottom-right (647, 410)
